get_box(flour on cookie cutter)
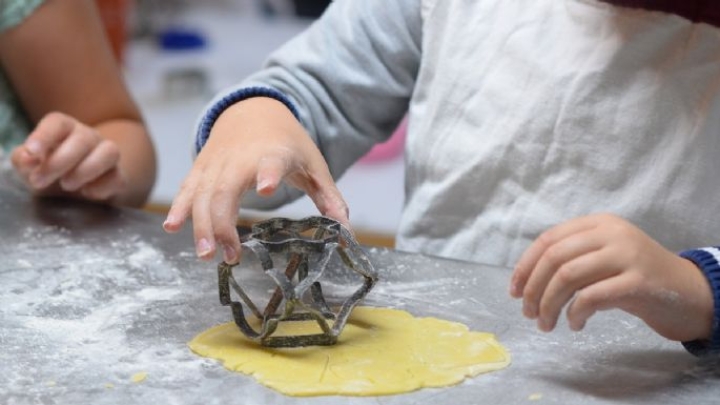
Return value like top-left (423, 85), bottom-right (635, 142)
top-left (217, 216), bottom-right (378, 347)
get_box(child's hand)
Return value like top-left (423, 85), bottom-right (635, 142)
top-left (510, 213), bottom-right (713, 342)
top-left (10, 112), bottom-right (127, 202)
top-left (163, 97), bottom-right (349, 265)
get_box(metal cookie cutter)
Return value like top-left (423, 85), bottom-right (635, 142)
top-left (218, 216), bottom-right (378, 347)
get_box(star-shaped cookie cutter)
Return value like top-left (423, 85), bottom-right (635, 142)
top-left (217, 216), bottom-right (378, 347)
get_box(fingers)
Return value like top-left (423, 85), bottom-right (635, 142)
top-left (307, 160), bottom-right (349, 226)
top-left (11, 113), bottom-right (75, 187)
top-left (17, 113), bottom-right (108, 191)
top-left (565, 274), bottom-right (635, 331)
top-left (258, 147), bottom-right (350, 228)
top-left (163, 181), bottom-right (193, 234)
top-left (23, 112), bottom-right (76, 161)
top-left (306, 182), bottom-right (350, 228)
top-left (59, 139), bottom-right (120, 192)
top-left (535, 248), bottom-right (621, 331)
top-left (10, 146), bottom-right (39, 180)
top-left (207, 175), bottom-right (247, 264)
top-left (168, 157), bottom-right (349, 264)
top-left (164, 105), bottom-right (350, 265)
top-left (34, 126), bottom-right (99, 188)
top-left (511, 215), bottom-right (600, 298)
top-left (165, 158), bottom-right (250, 265)
top-left (520, 228), bottom-right (605, 319)
top-left (512, 213), bottom-right (656, 334)
top-left (287, 160), bottom-right (350, 229)
top-left (191, 184), bottom-right (217, 261)
top-left (78, 168), bottom-right (126, 201)
top-left (12, 113), bottom-right (128, 201)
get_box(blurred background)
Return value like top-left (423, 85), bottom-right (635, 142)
top-left (94, 0), bottom-right (404, 246)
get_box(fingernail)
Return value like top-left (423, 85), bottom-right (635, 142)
top-left (163, 214), bottom-right (176, 229)
top-left (570, 320), bottom-right (586, 332)
top-left (222, 245), bottom-right (237, 264)
top-left (509, 282), bottom-right (519, 297)
top-left (60, 180), bottom-right (77, 191)
top-left (31, 174), bottom-right (49, 188)
top-left (80, 188), bottom-right (95, 199)
top-left (25, 140), bottom-right (42, 156)
top-left (523, 303), bottom-right (537, 319)
top-left (538, 318), bottom-right (552, 332)
top-left (196, 238), bottom-right (213, 257)
top-left (257, 178), bottom-right (272, 191)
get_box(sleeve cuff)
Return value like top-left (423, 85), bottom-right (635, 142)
top-left (678, 247), bottom-right (720, 356)
top-left (195, 86), bottom-right (301, 154)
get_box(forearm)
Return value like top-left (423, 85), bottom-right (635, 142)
top-left (0, 0), bottom-right (156, 208)
top-left (96, 118), bottom-right (156, 207)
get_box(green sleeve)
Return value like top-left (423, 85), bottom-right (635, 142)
top-left (0, 0), bottom-right (45, 33)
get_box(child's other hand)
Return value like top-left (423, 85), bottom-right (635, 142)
top-left (510, 213), bottom-right (713, 342)
top-left (163, 97), bottom-right (349, 265)
top-left (10, 112), bottom-right (127, 202)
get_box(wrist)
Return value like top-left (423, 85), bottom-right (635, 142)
top-left (196, 86), bottom-right (300, 154)
top-left (678, 247), bottom-right (720, 356)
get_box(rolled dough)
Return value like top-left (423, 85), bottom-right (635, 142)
top-left (188, 306), bottom-right (510, 396)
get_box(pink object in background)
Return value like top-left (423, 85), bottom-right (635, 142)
top-left (359, 117), bottom-right (407, 164)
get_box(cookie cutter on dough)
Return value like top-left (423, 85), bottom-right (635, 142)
top-left (217, 216), bottom-right (378, 347)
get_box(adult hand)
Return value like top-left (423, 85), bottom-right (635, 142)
top-left (163, 97), bottom-right (349, 265)
top-left (510, 213), bottom-right (713, 342)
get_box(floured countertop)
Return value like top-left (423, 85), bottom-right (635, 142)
top-left (1, 173), bottom-right (720, 405)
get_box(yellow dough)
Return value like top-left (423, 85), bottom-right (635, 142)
top-left (188, 307), bottom-right (511, 397)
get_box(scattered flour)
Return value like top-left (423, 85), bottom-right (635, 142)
top-left (2, 224), bottom-right (207, 401)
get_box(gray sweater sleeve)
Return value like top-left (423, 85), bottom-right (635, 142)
top-left (196, 0), bottom-right (422, 210)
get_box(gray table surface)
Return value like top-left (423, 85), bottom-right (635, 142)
top-left (1, 172), bottom-right (719, 405)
